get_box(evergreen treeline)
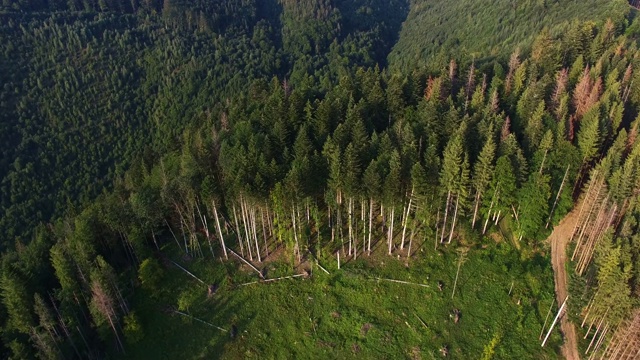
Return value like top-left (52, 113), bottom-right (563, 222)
top-left (4, 12), bottom-right (640, 358)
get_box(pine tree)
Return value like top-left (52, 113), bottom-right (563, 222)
top-left (577, 105), bottom-right (602, 164)
top-left (472, 135), bottom-right (496, 228)
top-left (481, 156), bottom-right (517, 234)
top-left (0, 265), bottom-right (34, 334)
top-left (517, 173), bottom-right (551, 242)
top-left (439, 128), bottom-right (468, 243)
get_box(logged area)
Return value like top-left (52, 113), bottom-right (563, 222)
top-left (2, 0), bottom-right (640, 359)
top-left (125, 246), bottom-right (557, 359)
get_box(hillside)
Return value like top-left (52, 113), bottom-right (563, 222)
top-left (388, 0), bottom-right (630, 72)
top-left (2, 1), bottom-right (640, 359)
top-left (0, 0), bottom-right (407, 247)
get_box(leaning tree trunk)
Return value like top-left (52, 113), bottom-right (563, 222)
top-left (401, 186), bottom-right (414, 250)
top-left (440, 190), bottom-right (451, 243)
top-left (212, 201), bottom-right (228, 260)
top-left (447, 195), bottom-right (460, 244)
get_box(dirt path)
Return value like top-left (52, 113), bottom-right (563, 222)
top-left (548, 209), bottom-right (580, 360)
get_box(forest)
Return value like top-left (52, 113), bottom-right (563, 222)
top-left (2, 0), bottom-right (640, 358)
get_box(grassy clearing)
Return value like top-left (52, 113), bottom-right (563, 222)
top-left (119, 240), bottom-right (561, 359)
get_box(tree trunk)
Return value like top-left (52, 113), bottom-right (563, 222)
top-left (348, 197), bottom-right (353, 256)
top-left (401, 186), bottom-right (414, 250)
top-left (292, 207), bottom-right (301, 263)
top-left (546, 165), bottom-right (570, 228)
top-left (435, 207), bottom-right (440, 250)
top-left (232, 204), bottom-right (245, 257)
top-left (212, 201), bottom-right (228, 260)
top-left (368, 198), bottom-right (373, 255)
top-left (240, 198), bottom-right (253, 261)
top-left (441, 190), bottom-right (451, 243)
top-left (388, 206), bottom-right (395, 255)
top-left (447, 195), bottom-right (460, 244)
top-left (251, 208), bottom-right (261, 262)
top-left (362, 199), bottom-right (366, 256)
top-left (165, 220), bottom-right (183, 253)
top-left (196, 201), bottom-right (214, 258)
top-left (471, 191), bottom-right (481, 229)
top-left (260, 208), bottom-right (269, 257)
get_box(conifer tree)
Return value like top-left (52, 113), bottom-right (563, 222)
top-left (472, 135), bottom-right (496, 228)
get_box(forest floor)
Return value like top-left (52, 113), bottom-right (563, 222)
top-left (549, 209), bottom-right (580, 360)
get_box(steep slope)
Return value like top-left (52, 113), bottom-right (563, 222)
top-left (388, 0), bottom-right (629, 72)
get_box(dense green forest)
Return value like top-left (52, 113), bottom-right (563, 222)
top-left (0, 0), bottom-right (409, 246)
top-left (2, 0), bottom-right (640, 358)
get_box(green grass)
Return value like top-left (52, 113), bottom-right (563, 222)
top-left (119, 241), bottom-right (562, 359)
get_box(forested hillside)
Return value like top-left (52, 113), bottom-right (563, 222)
top-left (2, 0), bottom-right (640, 359)
top-left (388, 0), bottom-right (630, 72)
top-left (0, 0), bottom-right (408, 247)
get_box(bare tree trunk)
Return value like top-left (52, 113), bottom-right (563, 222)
top-left (570, 171), bottom-right (599, 244)
top-left (179, 216), bottom-right (189, 255)
top-left (472, 191), bottom-right (481, 229)
top-left (388, 206), bottom-right (395, 255)
top-left (441, 190), bottom-right (451, 243)
top-left (542, 296), bottom-right (568, 347)
top-left (240, 198), bottom-right (253, 261)
top-left (482, 187), bottom-right (499, 234)
top-left (590, 323), bottom-right (609, 357)
top-left (232, 204), bottom-right (245, 257)
top-left (261, 207), bottom-right (269, 257)
top-left (408, 225), bottom-right (415, 260)
top-left (348, 197), bottom-right (353, 256)
top-left (401, 187), bottom-right (414, 250)
top-left (292, 207), bottom-right (301, 263)
top-left (165, 220), bottom-right (183, 253)
top-left (572, 179), bottom-right (604, 262)
top-left (447, 195), bottom-right (460, 244)
top-left (451, 250), bottom-right (466, 299)
top-left (435, 207), bottom-right (441, 250)
top-left (368, 199), bottom-right (373, 255)
top-left (212, 201), bottom-right (228, 260)
top-left (540, 298), bottom-right (555, 340)
top-left (251, 208), bottom-right (261, 262)
top-left (196, 201), bottom-right (214, 258)
top-left (266, 202), bottom-right (274, 237)
top-left (546, 165), bottom-right (570, 228)
top-left (106, 312), bottom-right (124, 352)
top-left (586, 316), bottom-right (607, 354)
top-left (362, 199), bottom-right (366, 256)
top-left (49, 293), bottom-right (82, 358)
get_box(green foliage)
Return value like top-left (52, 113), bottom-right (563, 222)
top-left (138, 258), bottom-right (164, 293)
top-left (517, 173), bottom-right (551, 242)
top-left (124, 312), bottom-right (144, 344)
top-left (388, 0), bottom-right (628, 72)
top-left (1, 3), bottom-right (640, 358)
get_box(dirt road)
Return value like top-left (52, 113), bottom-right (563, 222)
top-left (548, 210), bottom-right (580, 360)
